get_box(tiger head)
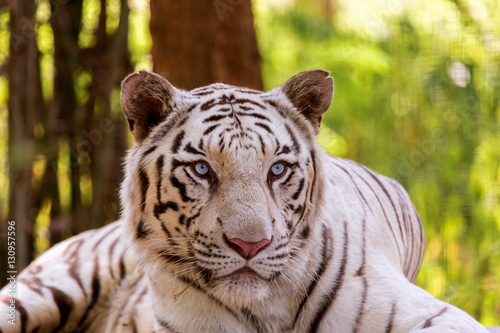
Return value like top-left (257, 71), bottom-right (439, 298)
top-left (120, 70), bottom-right (333, 306)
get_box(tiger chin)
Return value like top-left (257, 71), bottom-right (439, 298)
top-left (0, 70), bottom-right (492, 333)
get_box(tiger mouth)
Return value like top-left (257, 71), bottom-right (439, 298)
top-left (215, 266), bottom-right (266, 280)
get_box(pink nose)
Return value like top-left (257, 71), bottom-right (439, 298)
top-left (224, 236), bottom-right (271, 260)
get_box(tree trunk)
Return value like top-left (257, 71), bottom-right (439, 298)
top-left (48, 0), bottom-right (131, 236)
top-left (6, 0), bottom-right (43, 275)
top-left (83, 0), bottom-right (132, 229)
top-left (150, 0), bottom-right (263, 90)
top-left (49, 0), bottom-right (83, 241)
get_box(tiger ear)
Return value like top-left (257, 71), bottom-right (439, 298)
top-left (279, 69), bottom-right (334, 134)
top-left (121, 70), bottom-right (179, 142)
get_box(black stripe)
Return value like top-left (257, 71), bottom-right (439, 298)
top-left (203, 114), bottom-right (227, 123)
top-left (293, 204), bottom-right (304, 216)
top-left (361, 165), bottom-right (405, 243)
top-left (353, 215), bottom-right (368, 333)
top-left (384, 303), bottom-right (397, 333)
top-left (292, 178), bottom-right (305, 200)
top-left (297, 224), bottom-right (310, 241)
top-left (171, 130), bottom-right (185, 154)
top-left (154, 201), bottom-right (179, 219)
top-left (255, 122), bottom-right (272, 134)
top-left (142, 145), bottom-right (158, 158)
top-left (159, 252), bottom-right (190, 265)
top-left (10, 298), bottom-right (28, 333)
top-left (138, 168), bottom-right (149, 213)
top-left (278, 145), bottom-right (291, 155)
top-left (47, 287), bottom-right (73, 331)
top-left (150, 119), bottom-right (177, 142)
top-left (160, 223), bottom-right (179, 247)
top-left (329, 159), bottom-right (373, 213)
top-left (92, 223), bottom-right (121, 249)
top-left (391, 181), bottom-right (424, 281)
top-left (307, 220), bottom-right (349, 333)
top-left (422, 306), bottom-right (448, 328)
top-left (183, 104), bottom-right (196, 114)
top-left (203, 124), bottom-right (219, 135)
top-left (191, 89), bottom-right (216, 96)
top-left (233, 88), bottom-right (261, 94)
top-left (136, 219), bottom-right (151, 239)
top-left (282, 169), bottom-right (295, 185)
top-left (235, 98), bottom-right (266, 109)
top-left (65, 239), bottom-right (87, 298)
top-left (285, 124), bottom-right (301, 153)
top-left (293, 225), bottom-right (333, 326)
top-left (77, 256), bottom-right (101, 327)
top-left (170, 175), bottom-right (194, 202)
top-left (185, 211), bottom-right (200, 229)
top-left (200, 95), bottom-right (233, 112)
top-left (157, 318), bottom-right (181, 333)
top-left (156, 155), bottom-right (164, 202)
top-left (198, 138), bottom-right (205, 151)
top-left (255, 133), bottom-right (266, 155)
top-left (329, 158), bottom-right (370, 333)
top-left (218, 136), bottom-right (226, 153)
top-left (336, 159), bottom-right (403, 260)
top-left (263, 99), bottom-right (277, 108)
top-left (119, 253), bottom-right (126, 281)
top-left (239, 112), bottom-right (270, 121)
top-left (108, 238), bottom-right (119, 279)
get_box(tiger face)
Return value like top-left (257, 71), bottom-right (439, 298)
top-left (120, 70), bottom-right (333, 306)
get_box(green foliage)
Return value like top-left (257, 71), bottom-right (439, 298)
top-left (255, 0), bottom-right (500, 325)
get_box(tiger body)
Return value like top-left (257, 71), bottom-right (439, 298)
top-left (0, 70), bottom-right (489, 333)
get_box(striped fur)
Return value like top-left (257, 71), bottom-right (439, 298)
top-left (0, 70), bottom-right (489, 332)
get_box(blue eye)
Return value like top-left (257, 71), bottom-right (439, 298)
top-left (193, 162), bottom-right (210, 176)
top-left (270, 163), bottom-right (286, 177)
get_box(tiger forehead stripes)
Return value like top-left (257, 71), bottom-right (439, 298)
top-left (0, 70), bottom-right (490, 333)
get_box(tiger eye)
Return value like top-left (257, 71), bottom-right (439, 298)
top-left (193, 162), bottom-right (210, 176)
top-left (270, 163), bottom-right (286, 177)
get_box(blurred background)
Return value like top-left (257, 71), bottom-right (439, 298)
top-left (0, 0), bottom-right (499, 326)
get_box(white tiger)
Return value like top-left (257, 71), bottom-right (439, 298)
top-left (0, 69), bottom-right (492, 333)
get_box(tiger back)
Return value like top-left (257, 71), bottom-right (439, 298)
top-left (0, 70), bottom-right (489, 332)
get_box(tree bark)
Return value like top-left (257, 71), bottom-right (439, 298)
top-left (49, 0), bottom-right (83, 241)
top-left (150, 0), bottom-right (263, 90)
top-left (6, 0), bottom-right (43, 274)
top-left (83, 0), bottom-right (131, 229)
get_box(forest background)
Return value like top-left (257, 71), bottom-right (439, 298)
top-left (0, 0), bottom-right (499, 326)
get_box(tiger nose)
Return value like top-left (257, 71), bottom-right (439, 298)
top-left (224, 236), bottom-right (271, 260)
